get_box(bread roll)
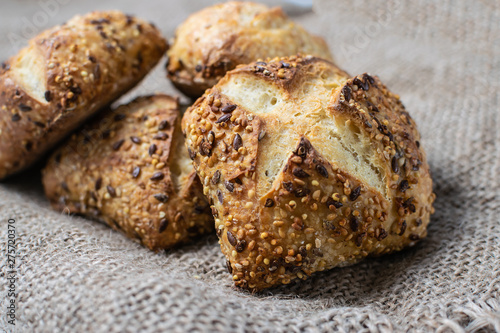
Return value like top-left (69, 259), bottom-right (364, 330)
top-left (182, 55), bottom-right (435, 290)
top-left (166, 1), bottom-right (332, 98)
top-left (0, 11), bottom-right (167, 180)
top-left (43, 95), bottom-right (213, 251)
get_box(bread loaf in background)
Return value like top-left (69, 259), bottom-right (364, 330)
top-left (43, 95), bottom-right (213, 251)
top-left (182, 55), bottom-right (435, 290)
top-left (0, 11), bottom-right (167, 180)
top-left (166, 1), bottom-right (333, 98)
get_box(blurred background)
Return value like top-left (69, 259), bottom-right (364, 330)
top-left (2, 0), bottom-right (495, 113)
top-left (1, 0), bottom-right (495, 113)
top-left (0, 0), bottom-right (320, 106)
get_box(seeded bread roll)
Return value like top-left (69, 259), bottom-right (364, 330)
top-left (42, 95), bottom-right (213, 251)
top-left (182, 55), bottom-right (435, 291)
top-left (0, 11), bottom-right (167, 180)
top-left (166, 1), bottom-right (332, 98)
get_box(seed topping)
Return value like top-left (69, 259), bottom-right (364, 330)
top-left (148, 144), bottom-right (157, 156)
top-left (112, 139), bottom-right (125, 150)
top-left (316, 164), bottom-right (329, 178)
top-left (159, 219), bottom-right (169, 233)
top-left (19, 104), bottom-right (32, 112)
top-left (150, 172), bottom-right (164, 181)
top-left (350, 186), bottom-right (361, 201)
top-left (106, 185), bottom-right (116, 197)
top-left (399, 180), bottom-right (410, 192)
top-left (158, 120), bottom-right (169, 130)
top-left (227, 231), bottom-right (237, 246)
top-left (212, 170), bottom-right (221, 184)
top-left (130, 136), bottom-right (141, 144)
top-left (153, 194), bottom-right (169, 203)
top-left (233, 134), bottom-right (243, 151)
top-left (153, 132), bottom-right (168, 140)
top-left (224, 180), bottom-right (234, 192)
top-left (215, 114), bottom-right (231, 124)
top-left (292, 167), bottom-right (310, 178)
top-left (221, 104), bottom-right (237, 113)
top-left (95, 178), bottom-right (102, 191)
top-left (264, 198), bottom-right (274, 207)
top-left (132, 166), bottom-right (141, 178)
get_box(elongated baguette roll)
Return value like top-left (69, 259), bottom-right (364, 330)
top-left (0, 11), bottom-right (167, 180)
top-left (167, 1), bottom-right (333, 98)
top-left (182, 55), bottom-right (435, 290)
top-left (42, 95), bottom-right (213, 251)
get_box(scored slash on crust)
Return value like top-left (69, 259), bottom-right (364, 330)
top-left (182, 55), bottom-right (435, 291)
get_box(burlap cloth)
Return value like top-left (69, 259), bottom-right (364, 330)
top-left (1, 1), bottom-right (499, 332)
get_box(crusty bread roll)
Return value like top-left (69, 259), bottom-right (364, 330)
top-left (182, 55), bottom-right (435, 290)
top-left (0, 11), bottom-right (167, 180)
top-left (43, 95), bottom-right (213, 251)
top-left (166, 1), bottom-right (332, 98)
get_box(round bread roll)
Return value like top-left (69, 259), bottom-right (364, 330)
top-left (166, 1), bottom-right (332, 98)
top-left (43, 95), bottom-right (213, 251)
top-left (182, 55), bottom-right (435, 291)
top-left (0, 11), bottom-right (167, 180)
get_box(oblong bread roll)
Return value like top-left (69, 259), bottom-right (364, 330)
top-left (0, 11), bottom-right (167, 179)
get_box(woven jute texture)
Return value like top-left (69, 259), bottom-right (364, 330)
top-left (1, 0), bottom-right (499, 332)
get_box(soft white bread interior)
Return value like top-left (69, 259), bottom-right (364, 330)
top-left (219, 67), bottom-right (387, 199)
top-left (10, 47), bottom-right (48, 103)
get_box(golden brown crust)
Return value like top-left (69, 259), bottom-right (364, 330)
top-left (166, 1), bottom-right (333, 98)
top-left (0, 11), bottom-right (168, 180)
top-left (182, 55), bottom-right (435, 291)
top-left (42, 95), bottom-right (213, 251)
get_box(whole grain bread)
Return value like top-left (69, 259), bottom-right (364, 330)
top-left (182, 55), bottom-right (435, 290)
top-left (166, 1), bottom-right (332, 98)
top-left (0, 11), bottom-right (167, 180)
top-left (43, 95), bottom-right (213, 251)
